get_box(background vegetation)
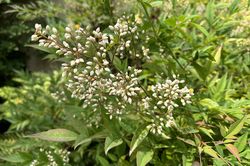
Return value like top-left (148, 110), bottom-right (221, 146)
top-left (0, 0), bottom-right (249, 165)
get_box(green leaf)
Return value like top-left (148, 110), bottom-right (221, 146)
top-left (234, 133), bottom-right (248, 152)
top-left (229, 0), bottom-right (240, 14)
top-left (214, 45), bottom-right (223, 64)
top-left (74, 132), bottom-right (91, 149)
top-left (199, 127), bottom-right (214, 139)
top-left (129, 125), bottom-right (150, 156)
top-left (191, 22), bottom-right (209, 37)
top-left (206, 1), bottom-right (215, 26)
top-left (219, 124), bottom-right (227, 137)
top-left (105, 137), bottom-right (123, 155)
top-left (26, 44), bottom-right (54, 53)
top-left (97, 155), bottom-right (110, 166)
top-left (109, 54), bottom-right (123, 71)
top-left (192, 62), bottom-right (211, 81)
top-left (225, 116), bottom-right (247, 139)
top-left (150, 0), bottom-right (163, 7)
top-left (74, 131), bottom-right (106, 148)
top-left (26, 129), bottom-right (78, 142)
top-left (203, 146), bottom-right (219, 159)
top-left (0, 153), bottom-right (26, 163)
top-left (136, 149), bottom-right (154, 166)
top-left (177, 137), bottom-right (196, 146)
top-left (225, 144), bottom-right (241, 162)
top-left (199, 98), bottom-right (219, 109)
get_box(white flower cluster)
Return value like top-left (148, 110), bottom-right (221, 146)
top-left (109, 16), bottom-right (150, 60)
top-left (30, 159), bottom-right (39, 166)
top-left (31, 18), bottom-right (149, 121)
top-left (150, 77), bottom-right (193, 112)
top-left (138, 76), bottom-right (193, 134)
top-left (147, 115), bottom-right (175, 135)
top-left (108, 67), bottom-right (142, 104)
top-left (38, 148), bottom-right (70, 166)
top-left (104, 101), bottom-right (124, 120)
top-left (31, 17), bottom-right (193, 130)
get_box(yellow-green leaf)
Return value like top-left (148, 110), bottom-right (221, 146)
top-left (203, 146), bottom-right (219, 159)
top-left (225, 116), bottom-right (247, 139)
top-left (26, 129), bottom-right (78, 142)
top-left (199, 98), bottom-right (219, 109)
top-left (136, 149), bottom-right (154, 166)
top-left (234, 133), bottom-right (248, 152)
top-left (214, 45), bottom-right (223, 64)
top-left (199, 127), bottom-right (214, 139)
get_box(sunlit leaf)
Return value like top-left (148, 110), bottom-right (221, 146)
top-left (234, 133), bottom-right (248, 152)
top-left (225, 144), bottom-right (241, 162)
top-left (129, 125), bottom-right (150, 156)
top-left (203, 146), bottom-right (219, 159)
top-left (225, 116), bottom-right (247, 139)
top-left (136, 149), bottom-right (154, 166)
top-left (104, 137), bottom-right (123, 155)
top-left (26, 129), bottom-right (78, 142)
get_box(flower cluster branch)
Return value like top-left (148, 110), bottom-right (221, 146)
top-left (31, 16), bottom-right (194, 134)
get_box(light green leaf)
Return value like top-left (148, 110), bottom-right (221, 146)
top-left (150, 0), bottom-right (163, 7)
top-left (234, 133), bottom-right (248, 152)
top-left (191, 23), bottom-right (209, 37)
top-left (225, 116), bottom-right (247, 139)
top-left (105, 137), bottom-right (123, 155)
top-left (199, 98), bottom-right (219, 109)
top-left (203, 146), bottom-right (219, 159)
top-left (0, 153), bottom-right (26, 163)
top-left (26, 128), bottom-right (78, 142)
top-left (129, 125), bottom-right (150, 156)
top-left (192, 61), bottom-right (211, 81)
top-left (177, 137), bottom-right (196, 146)
top-left (199, 127), bottom-right (214, 139)
top-left (214, 45), bottom-right (223, 64)
top-left (136, 149), bottom-right (154, 166)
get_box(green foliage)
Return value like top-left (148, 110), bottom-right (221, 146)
top-left (0, 0), bottom-right (250, 166)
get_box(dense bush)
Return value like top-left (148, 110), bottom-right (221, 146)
top-left (0, 0), bottom-right (250, 166)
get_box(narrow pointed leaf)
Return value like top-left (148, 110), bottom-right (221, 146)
top-left (225, 144), bottom-right (241, 162)
top-left (26, 129), bottom-right (78, 142)
top-left (203, 146), bottom-right (219, 159)
top-left (0, 153), bottom-right (26, 163)
top-left (129, 126), bottom-right (150, 156)
top-left (191, 23), bottom-right (209, 37)
top-left (105, 137), bottom-right (123, 155)
top-left (234, 133), bottom-right (248, 152)
top-left (225, 116), bottom-right (247, 139)
top-left (136, 149), bottom-right (154, 166)
top-left (214, 45), bottom-right (222, 64)
top-left (177, 137), bottom-right (196, 146)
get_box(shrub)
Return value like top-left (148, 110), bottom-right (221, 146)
top-left (0, 0), bottom-right (250, 165)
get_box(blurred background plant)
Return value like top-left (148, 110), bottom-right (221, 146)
top-left (0, 0), bottom-right (249, 165)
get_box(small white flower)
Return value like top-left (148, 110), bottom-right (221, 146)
top-left (65, 27), bottom-right (71, 32)
top-left (63, 41), bottom-right (69, 48)
top-left (31, 34), bottom-right (39, 41)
